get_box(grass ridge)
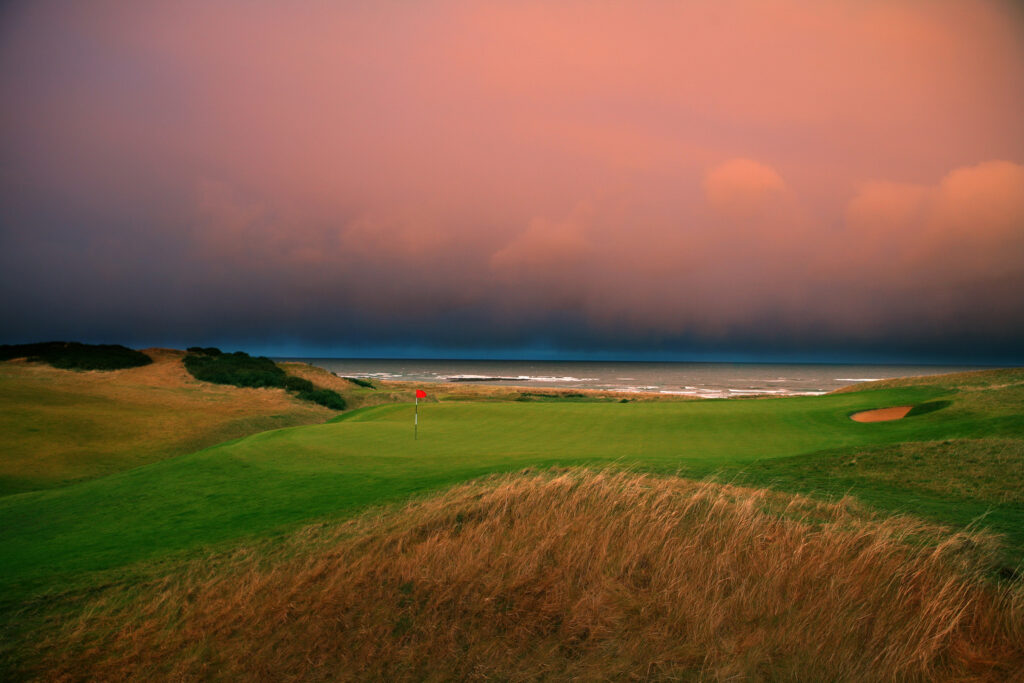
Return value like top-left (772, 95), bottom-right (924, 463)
top-left (29, 470), bottom-right (1024, 681)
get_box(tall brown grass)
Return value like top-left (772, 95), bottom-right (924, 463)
top-left (39, 471), bottom-right (1024, 681)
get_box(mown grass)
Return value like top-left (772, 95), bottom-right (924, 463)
top-left (27, 471), bottom-right (1024, 681)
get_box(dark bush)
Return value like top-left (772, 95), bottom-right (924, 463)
top-left (296, 388), bottom-right (347, 410)
top-left (0, 342), bottom-right (152, 371)
top-left (284, 376), bottom-right (315, 392)
top-left (187, 346), bottom-right (223, 356)
top-left (344, 377), bottom-right (375, 389)
top-left (184, 351), bottom-right (287, 388)
top-left (184, 349), bottom-right (347, 410)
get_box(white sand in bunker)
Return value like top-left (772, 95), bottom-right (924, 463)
top-left (850, 406), bottom-right (913, 422)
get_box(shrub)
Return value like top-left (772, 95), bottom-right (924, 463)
top-left (296, 388), bottom-right (347, 410)
top-left (187, 346), bottom-right (223, 356)
top-left (184, 351), bottom-right (287, 388)
top-left (344, 377), bottom-right (375, 389)
top-left (184, 349), bottom-right (346, 410)
top-left (0, 342), bottom-right (152, 371)
top-left (284, 376), bottom-right (315, 392)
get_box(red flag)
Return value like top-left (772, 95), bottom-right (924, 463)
top-left (415, 389), bottom-right (427, 398)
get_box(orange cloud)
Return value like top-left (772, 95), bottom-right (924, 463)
top-left (843, 160), bottom-right (1024, 278)
top-left (703, 159), bottom-right (787, 216)
top-left (491, 204), bottom-right (594, 272)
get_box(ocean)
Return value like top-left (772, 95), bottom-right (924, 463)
top-left (284, 359), bottom-right (986, 398)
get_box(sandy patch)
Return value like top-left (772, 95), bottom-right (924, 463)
top-left (850, 406), bottom-right (913, 422)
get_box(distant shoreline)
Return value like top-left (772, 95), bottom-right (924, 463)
top-left (294, 357), bottom-right (988, 399)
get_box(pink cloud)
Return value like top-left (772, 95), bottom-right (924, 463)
top-left (703, 159), bottom-right (787, 217)
top-left (491, 204), bottom-right (595, 272)
top-left (843, 160), bottom-right (1024, 278)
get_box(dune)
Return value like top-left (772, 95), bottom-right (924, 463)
top-left (0, 349), bottom-right (334, 493)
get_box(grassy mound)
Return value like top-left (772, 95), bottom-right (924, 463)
top-left (33, 471), bottom-right (1024, 681)
top-left (831, 367), bottom-right (1024, 394)
top-left (185, 348), bottom-right (346, 410)
top-left (0, 349), bottom-right (336, 495)
top-left (0, 342), bottom-right (151, 371)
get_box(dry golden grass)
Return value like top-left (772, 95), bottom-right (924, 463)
top-left (279, 362), bottom-right (414, 409)
top-left (0, 349), bottom-right (333, 491)
top-left (37, 471), bottom-right (1024, 681)
top-left (831, 367), bottom-right (1024, 394)
top-left (276, 361), bottom-right (362, 393)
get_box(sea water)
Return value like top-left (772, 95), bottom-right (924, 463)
top-left (283, 359), bottom-right (986, 398)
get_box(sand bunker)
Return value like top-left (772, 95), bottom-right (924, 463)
top-left (850, 406), bottom-right (913, 423)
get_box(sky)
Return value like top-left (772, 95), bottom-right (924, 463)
top-left (1, 0), bottom-right (1023, 363)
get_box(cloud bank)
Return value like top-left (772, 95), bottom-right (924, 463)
top-left (1, 0), bottom-right (1022, 361)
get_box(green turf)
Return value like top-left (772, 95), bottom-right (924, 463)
top-left (3, 380), bottom-right (1022, 608)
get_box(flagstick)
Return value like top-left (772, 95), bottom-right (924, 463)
top-left (414, 394), bottom-right (418, 441)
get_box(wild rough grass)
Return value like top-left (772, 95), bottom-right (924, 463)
top-left (37, 471), bottom-right (1024, 682)
top-left (831, 367), bottom-right (1024, 394)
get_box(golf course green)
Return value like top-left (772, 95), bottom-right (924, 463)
top-left (2, 374), bottom-right (1022, 609)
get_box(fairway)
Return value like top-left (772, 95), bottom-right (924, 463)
top-left (4, 381), bottom-right (1017, 604)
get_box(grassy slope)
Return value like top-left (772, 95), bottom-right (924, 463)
top-left (3, 376), bottom-right (1022, 607)
top-left (733, 439), bottom-right (1024, 557)
top-left (32, 472), bottom-right (1024, 681)
top-left (0, 349), bottom-right (335, 495)
top-left (732, 372), bottom-right (1024, 557)
top-left (831, 367), bottom-right (1024, 393)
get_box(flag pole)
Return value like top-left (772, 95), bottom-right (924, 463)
top-left (414, 393), bottom-right (418, 440)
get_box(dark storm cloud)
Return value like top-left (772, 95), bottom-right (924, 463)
top-left (1, 0), bottom-right (1023, 362)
